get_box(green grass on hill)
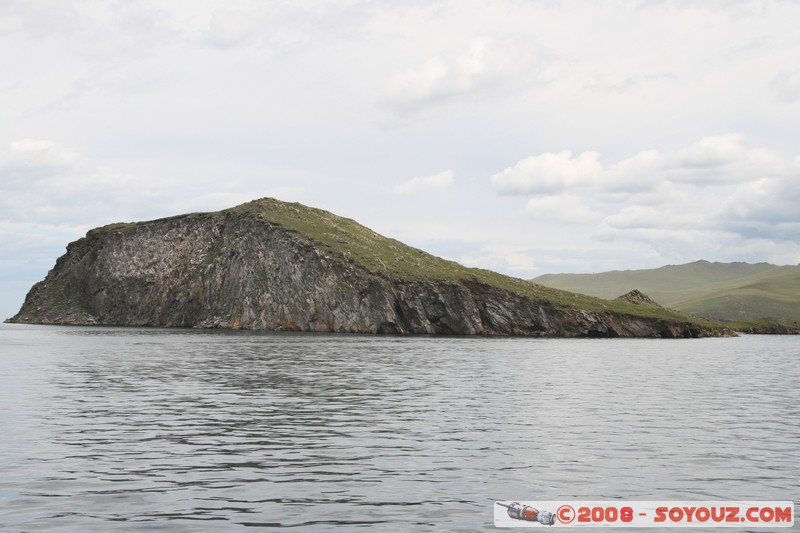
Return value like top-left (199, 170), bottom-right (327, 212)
top-left (230, 198), bottom-right (717, 326)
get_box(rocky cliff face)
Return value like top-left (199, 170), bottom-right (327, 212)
top-left (8, 199), bottom-right (725, 337)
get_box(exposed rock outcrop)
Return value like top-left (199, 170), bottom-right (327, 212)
top-left (7, 199), bottom-right (728, 337)
top-left (616, 289), bottom-right (661, 306)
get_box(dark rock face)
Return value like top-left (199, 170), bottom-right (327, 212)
top-left (8, 208), bottom-right (720, 337)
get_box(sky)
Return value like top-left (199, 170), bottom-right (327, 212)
top-left (2, 0), bottom-right (800, 319)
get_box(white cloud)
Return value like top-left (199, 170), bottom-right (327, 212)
top-left (1, 139), bottom-right (85, 179)
top-left (585, 72), bottom-right (678, 93)
top-left (603, 149), bottom-right (662, 192)
top-left (386, 57), bottom-right (449, 104)
top-left (203, 8), bottom-right (261, 49)
top-left (491, 151), bottom-right (602, 195)
top-left (771, 68), bottom-right (800, 103)
top-left (0, 139), bottom-right (293, 227)
top-left (717, 173), bottom-right (800, 241)
top-left (393, 170), bottom-right (454, 194)
top-left (665, 134), bottom-right (790, 185)
top-left (200, 2), bottom-right (373, 52)
top-left (495, 134), bottom-right (794, 197)
top-left (525, 195), bottom-right (603, 224)
top-left (676, 133), bottom-right (745, 169)
top-left (0, 139), bottom-right (140, 225)
top-left (601, 203), bottom-right (708, 231)
top-left (461, 245), bottom-right (538, 272)
top-left (384, 37), bottom-right (534, 114)
top-left (0, 220), bottom-right (88, 256)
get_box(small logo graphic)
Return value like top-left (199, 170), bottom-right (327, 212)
top-left (496, 501), bottom-right (556, 526)
top-left (494, 500), bottom-right (794, 528)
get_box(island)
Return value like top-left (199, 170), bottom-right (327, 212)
top-left (7, 198), bottom-right (731, 337)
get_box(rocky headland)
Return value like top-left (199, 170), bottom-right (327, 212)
top-left (8, 198), bottom-right (730, 337)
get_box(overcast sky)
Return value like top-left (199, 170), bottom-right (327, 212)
top-left (2, 0), bottom-right (800, 318)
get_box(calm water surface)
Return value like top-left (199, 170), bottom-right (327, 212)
top-left (0, 325), bottom-right (797, 531)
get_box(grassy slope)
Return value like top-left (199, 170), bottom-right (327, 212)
top-left (534, 261), bottom-right (800, 321)
top-left (675, 270), bottom-right (800, 321)
top-left (227, 199), bottom-right (718, 326)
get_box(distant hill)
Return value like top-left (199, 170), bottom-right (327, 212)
top-left (533, 260), bottom-right (800, 322)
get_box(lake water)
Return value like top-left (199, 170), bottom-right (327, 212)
top-left (0, 324), bottom-right (797, 531)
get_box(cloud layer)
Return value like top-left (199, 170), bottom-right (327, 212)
top-left (490, 134), bottom-right (800, 266)
top-left (2, 0), bottom-right (800, 317)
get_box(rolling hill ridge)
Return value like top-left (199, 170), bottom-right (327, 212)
top-left (534, 260), bottom-right (800, 322)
